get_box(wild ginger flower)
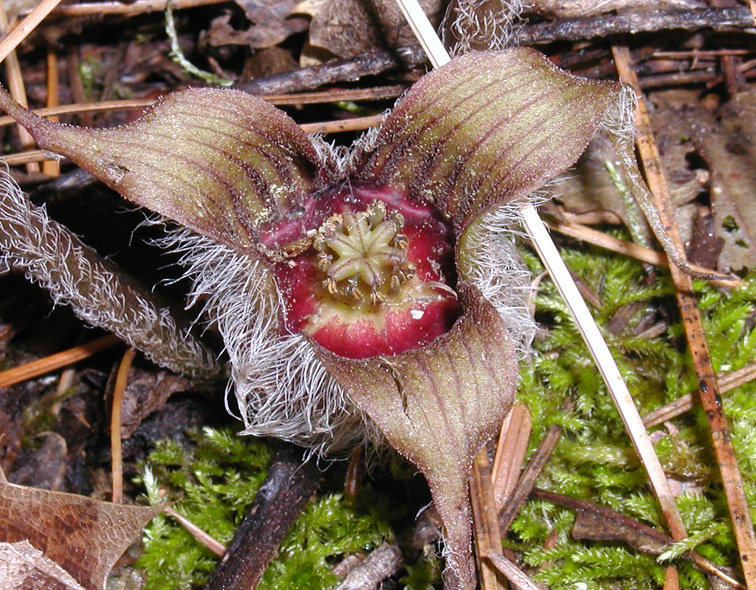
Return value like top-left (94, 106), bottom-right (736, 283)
top-left (0, 49), bottom-right (627, 588)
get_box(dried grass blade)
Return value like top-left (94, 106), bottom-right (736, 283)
top-left (491, 402), bottom-right (531, 509)
top-left (521, 206), bottom-right (688, 540)
top-left (546, 217), bottom-right (740, 288)
top-left (0, 1), bottom-right (39, 174)
top-left (0, 0), bottom-right (64, 65)
top-left (0, 334), bottom-right (120, 388)
top-left (485, 551), bottom-right (540, 590)
top-left (110, 348), bottom-right (136, 504)
top-left (471, 449), bottom-right (506, 590)
top-left (42, 48), bottom-right (60, 177)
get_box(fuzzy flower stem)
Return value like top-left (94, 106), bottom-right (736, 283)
top-left (0, 172), bottom-right (221, 378)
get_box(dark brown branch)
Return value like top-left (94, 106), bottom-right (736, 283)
top-left (531, 489), bottom-right (744, 589)
top-left (204, 445), bottom-right (321, 590)
top-left (234, 48), bottom-right (426, 96)
top-left (511, 8), bottom-right (754, 46)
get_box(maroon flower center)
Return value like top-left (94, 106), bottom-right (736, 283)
top-left (262, 186), bottom-right (461, 359)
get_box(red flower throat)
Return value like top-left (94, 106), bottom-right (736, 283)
top-left (260, 185), bottom-right (461, 359)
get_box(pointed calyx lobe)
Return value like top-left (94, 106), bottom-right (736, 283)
top-left (316, 285), bottom-right (518, 588)
top-left (0, 49), bottom-right (621, 361)
top-left (354, 49), bottom-right (620, 233)
top-left (0, 88), bottom-right (322, 253)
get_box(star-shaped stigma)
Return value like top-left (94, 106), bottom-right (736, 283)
top-left (314, 201), bottom-right (416, 307)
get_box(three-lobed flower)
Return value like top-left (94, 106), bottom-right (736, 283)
top-left (0, 48), bottom-right (625, 588)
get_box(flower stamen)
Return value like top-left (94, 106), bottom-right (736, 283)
top-left (313, 201), bottom-right (416, 307)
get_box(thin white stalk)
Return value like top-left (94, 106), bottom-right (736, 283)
top-left (520, 207), bottom-right (686, 536)
top-left (392, 0), bottom-right (451, 67)
top-left (392, 0), bottom-right (686, 538)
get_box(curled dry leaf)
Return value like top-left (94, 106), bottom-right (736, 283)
top-left (553, 87), bottom-right (756, 274)
top-left (0, 468), bottom-right (161, 590)
top-left (0, 540), bottom-right (85, 590)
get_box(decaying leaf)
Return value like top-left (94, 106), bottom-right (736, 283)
top-left (550, 87), bottom-right (756, 273)
top-left (7, 432), bottom-right (67, 491)
top-left (533, 489), bottom-right (742, 588)
top-left (207, 0), bottom-right (308, 49)
top-left (551, 134), bottom-right (635, 217)
top-left (0, 540), bottom-right (85, 590)
top-left (0, 467), bottom-right (161, 590)
top-left (116, 366), bottom-right (207, 438)
top-left (681, 91), bottom-right (756, 273)
top-left (302, 0), bottom-right (443, 59)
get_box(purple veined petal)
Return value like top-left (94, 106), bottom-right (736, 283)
top-left (353, 48), bottom-right (621, 233)
top-left (0, 87), bottom-right (323, 253)
top-left (316, 284), bottom-right (518, 590)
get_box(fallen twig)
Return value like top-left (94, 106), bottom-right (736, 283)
top-left (532, 489), bottom-right (745, 589)
top-left (498, 424), bottom-right (562, 534)
top-left (164, 507), bottom-right (226, 558)
top-left (471, 449), bottom-right (506, 590)
top-left (643, 362), bottom-right (756, 428)
top-left (0, 0), bottom-right (64, 64)
top-left (204, 445), bottom-right (321, 590)
top-left (235, 49), bottom-right (426, 96)
top-left (334, 542), bottom-right (403, 590)
top-left (511, 8), bottom-right (755, 46)
top-left (485, 551), bottom-right (540, 590)
top-left (546, 217), bottom-right (741, 289)
top-left (491, 403), bottom-right (532, 508)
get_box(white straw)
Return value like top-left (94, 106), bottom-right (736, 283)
top-left (392, 0), bottom-right (451, 67)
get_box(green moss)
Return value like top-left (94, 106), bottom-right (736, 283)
top-left (135, 427), bottom-right (392, 589)
top-left (133, 237), bottom-right (756, 589)
top-left (513, 237), bottom-right (756, 588)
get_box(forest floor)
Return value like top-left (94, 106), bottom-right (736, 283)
top-left (1, 1), bottom-right (756, 589)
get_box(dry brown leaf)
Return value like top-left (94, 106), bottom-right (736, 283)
top-left (652, 90), bottom-right (756, 272)
top-left (303, 0), bottom-right (443, 59)
top-left (207, 1), bottom-right (308, 49)
top-left (116, 365), bottom-right (205, 439)
top-left (8, 432), bottom-right (67, 491)
top-left (551, 87), bottom-right (756, 273)
top-left (0, 467), bottom-right (161, 590)
top-left (0, 540), bottom-right (85, 590)
top-left (687, 92), bottom-right (756, 272)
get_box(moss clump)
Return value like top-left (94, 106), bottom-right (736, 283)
top-left (514, 238), bottom-right (756, 589)
top-left (135, 427), bottom-right (390, 589)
